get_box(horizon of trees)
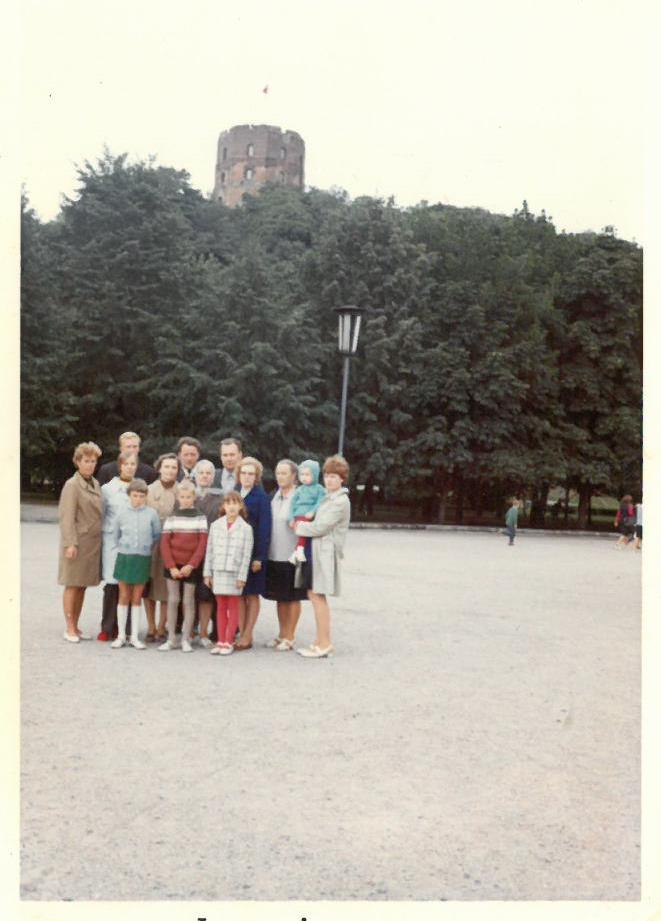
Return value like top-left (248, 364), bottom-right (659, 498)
top-left (21, 151), bottom-right (643, 527)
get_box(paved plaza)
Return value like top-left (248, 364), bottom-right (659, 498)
top-left (20, 517), bottom-right (641, 901)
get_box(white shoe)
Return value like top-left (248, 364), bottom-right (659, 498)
top-left (275, 638), bottom-right (294, 651)
top-left (63, 631), bottom-right (80, 644)
top-left (219, 643), bottom-right (234, 656)
top-left (110, 636), bottom-right (126, 649)
top-left (209, 644), bottom-right (222, 655)
top-left (76, 631), bottom-right (92, 641)
top-left (297, 644), bottom-right (333, 658)
top-left (181, 639), bottom-right (193, 653)
top-left (129, 636), bottom-right (146, 650)
top-left (294, 546), bottom-right (307, 563)
top-left (265, 636), bottom-right (284, 648)
top-left (158, 639), bottom-right (175, 651)
top-left (200, 637), bottom-right (212, 649)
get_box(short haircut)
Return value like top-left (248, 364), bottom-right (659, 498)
top-left (275, 458), bottom-right (299, 481)
top-left (219, 437), bottom-right (242, 452)
top-left (237, 455), bottom-right (263, 483)
top-left (220, 490), bottom-right (248, 520)
top-left (194, 459), bottom-right (216, 476)
top-left (175, 480), bottom-right (197, 496)
top-left (128, 478), bottom-right (149, 495)
top-left (175, 436), bottom-right (202, 454)
top-left (154, 452), bottom-right (179, 474)
top-left (323, 454), bottom-right (350, 483)
top-left (117, 450), bottom-right (139, 467)
top-left (73, 441), bottom-right (102, 464)
top-left (118, 431), bottom-right (141, 447)
top-left (620, 494), bottom-right (633, 503)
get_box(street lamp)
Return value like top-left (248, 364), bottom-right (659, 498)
top-left (333, 304), bottom-right (365, 456)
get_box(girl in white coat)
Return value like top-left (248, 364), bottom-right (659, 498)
top-left (203, 491), bottom-right (254, 655)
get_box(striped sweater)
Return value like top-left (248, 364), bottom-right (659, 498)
top-left (160, 508), bottom-right (208, 570)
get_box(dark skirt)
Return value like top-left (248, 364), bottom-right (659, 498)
top-left (162, 566), bottom-right (201, 585)
top-left (243, 563), bottom-right (267, 597)
top-left (114, 553), bottom-right (151, 585)
top-left (263, 560), bottom-right (308, 602)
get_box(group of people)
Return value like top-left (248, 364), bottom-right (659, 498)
top-left (57, 432), bottom-right (351, 659)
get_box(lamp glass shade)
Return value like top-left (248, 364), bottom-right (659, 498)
top-left (335, 306), bottom-right (363, 356)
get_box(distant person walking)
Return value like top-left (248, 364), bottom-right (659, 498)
top-left (635, 501), bottom-right (643, 550)
top-left (614, 494), bottom-right (635, 549)
top-left (505, 498), bottom-right (520, 546)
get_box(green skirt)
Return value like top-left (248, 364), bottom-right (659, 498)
top-left (114, 553), bottom-right (151, 585)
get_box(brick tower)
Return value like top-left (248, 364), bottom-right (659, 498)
top-left (213, 124), bottom-right (305, 207)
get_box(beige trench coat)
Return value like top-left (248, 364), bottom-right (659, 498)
top-left (58, 472), bottom-right (103, 586)
top-left (296, 488), bottom-right (350, 596)
top-left (146, 479), bottom-right (177, 601)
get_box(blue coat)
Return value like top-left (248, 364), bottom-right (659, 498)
top-left (241, 485), bottom-right (272, 595)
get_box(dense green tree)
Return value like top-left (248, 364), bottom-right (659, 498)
top-left (20, 154), bottom-right (643, 524)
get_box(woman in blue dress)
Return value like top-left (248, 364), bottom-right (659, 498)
top-left (234, 456), bottom-right (272, 651)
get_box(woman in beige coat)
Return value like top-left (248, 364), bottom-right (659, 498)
top-left (144, 453), bottom-right (179, 640)
top-left (295, 455), bottom-right (351, 658)
top-left (58, 442), bottom-right (103, 643)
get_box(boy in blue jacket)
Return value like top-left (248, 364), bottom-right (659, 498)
top-left (288, 459), bottom-right (327, 564)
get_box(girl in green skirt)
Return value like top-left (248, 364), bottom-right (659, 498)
top-left (111, 479), bottom-right (162, 649)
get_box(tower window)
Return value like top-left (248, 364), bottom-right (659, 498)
top-left (247, 143), bottom-right (254, 157)
top-left (280, 147), bottom-right (287, 159)
top-left (220, 171), bottom-right (226, 184)
top-left (245, 167), bottom-right (254, 180)
top-left (222, 147), bottom-right (227, 161)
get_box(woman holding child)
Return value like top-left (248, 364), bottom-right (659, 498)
top-left (295, 455), bottom-right (351, 658)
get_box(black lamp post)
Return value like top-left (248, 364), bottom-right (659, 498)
top-left (333, 304), bottom-right (365, 456)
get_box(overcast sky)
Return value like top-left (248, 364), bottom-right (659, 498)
top-left (18, 0), bottom-right (645, 241)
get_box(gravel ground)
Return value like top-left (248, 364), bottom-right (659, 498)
top-left (20, 521), bottom-right (641, 901)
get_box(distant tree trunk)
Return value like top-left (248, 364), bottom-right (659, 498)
top-left (564, 486), bottom-right (570, 525)
top-left (435, 469), bottom-right (449, 524)
top-left (454, 473), bottom-right (465, 524)
top-left (577, 483), bottom-right (592, 529)
top-left (530, 482), bottom-right (550, 527)
top-left (474, 479), bottom-right (484, 519)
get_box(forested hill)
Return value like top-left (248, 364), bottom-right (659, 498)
top-left (21, 152), bottom-right (642, 526)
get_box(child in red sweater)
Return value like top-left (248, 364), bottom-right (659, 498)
top-left (158, 480), bottom-right (208, 652)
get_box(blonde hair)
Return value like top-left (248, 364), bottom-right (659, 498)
top-left (237, 456), bottom-right (263, 483)
top-left (176, 480), bottom-right (197, 497)
top-left (73, 441), bottom-right (102, 464)
top-left (118, 431), bottom-right (141, 447)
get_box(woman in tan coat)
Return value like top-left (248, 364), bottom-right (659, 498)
top-left (58, 442), bottom-right (103, 643)
top-left (144, 453), bottom-right (179, 639)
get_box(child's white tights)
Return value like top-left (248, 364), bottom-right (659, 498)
top-left (165, 580), bottom-right (196, 640)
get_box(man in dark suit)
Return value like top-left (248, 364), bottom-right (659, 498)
top-left (96, 431), bottom-right (156, 486)
top-left (175, 436), bottom-right (203, 482)
top-left (212, 437), bottom-right (243, 493)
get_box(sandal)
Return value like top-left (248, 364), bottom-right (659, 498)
top-left (145, 632), bottom-right (157, 643)
top-left (233, 641), bottom-right (253, 651)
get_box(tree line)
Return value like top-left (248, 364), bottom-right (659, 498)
top-left (21, 151), bottom-right (642, 526)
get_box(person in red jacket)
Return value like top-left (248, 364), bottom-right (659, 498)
top-left (158, 481), bottom-right (208, 652)
top-left (614, 494), bottom-right (635, 549)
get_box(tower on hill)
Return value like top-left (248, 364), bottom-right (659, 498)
top-left (213, 124), bottom-right (305, 207)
